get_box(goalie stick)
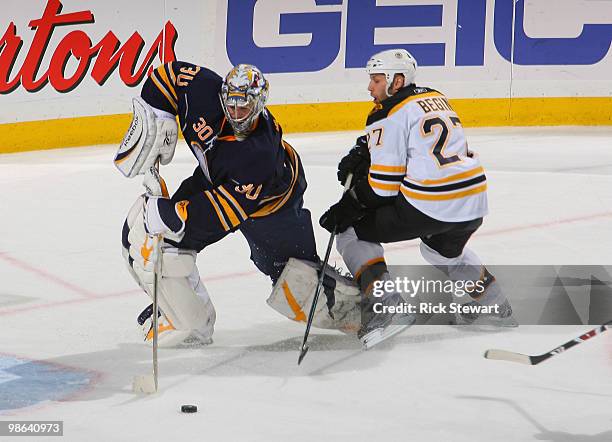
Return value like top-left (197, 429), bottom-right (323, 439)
top-left (132, 165), bottom-right (165, 394)
top-left (484, 320), bottom-right (612, 365)
top-left (298, 174), bottom-right (353, 365)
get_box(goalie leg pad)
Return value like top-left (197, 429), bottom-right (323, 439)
top-left (267, 258), bottom-right (361, 333)
top-left (122, 199), bottom-right (216, 346)
top-left (128, 248), bottom-right (216, 347)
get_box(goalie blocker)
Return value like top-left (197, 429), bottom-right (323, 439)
top-left (114, 96), bottom-right (179, 178)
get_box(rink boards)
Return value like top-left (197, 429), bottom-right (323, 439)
top-left (1, 0), bottom-right (612, 153)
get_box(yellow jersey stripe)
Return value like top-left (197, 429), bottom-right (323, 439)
top-left (166, 62), bottom-right (177, 85)
top-left (388, 91), bottom-right (443, 117)
top-left (370, 164), bottom-right (407, 174)
top-left (214, 191), bottom-right (241, 227)
top-left (267, 142), bottom-right (299, 211)
top-left (401, 183), bottom-right (487, 201)
top-left (218, 186), bottom-right (248, 220)
top-left (406, 166), bottom-right (485, 186)
top-left (158, 65), bottom-right (178, 102)
top-left (251, 140), bottom-right (299, 217)
top-left (204, 191), bottom-right (230, 231)
top-left (150, 71), bottom-right (177, 112)
top-left (368, 175), bottom-right (401, 191)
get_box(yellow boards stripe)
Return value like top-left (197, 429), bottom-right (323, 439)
top-left (3, 97), bottom-right (612, 154)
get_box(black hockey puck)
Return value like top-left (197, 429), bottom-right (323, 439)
top-left (181, 405), bottom-right (197, 413)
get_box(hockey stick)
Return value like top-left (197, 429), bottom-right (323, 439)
top-left (298, 174), bottom-right (353, 365)
top-left (133, 165), bottom-right (164, 394)
top-left (484, 320), bottom-right (612, 365)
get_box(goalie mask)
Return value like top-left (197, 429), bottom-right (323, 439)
top-left (220, 64), bottom-right (269, 139)
top-left (366, 49), bottom-right (417, 97)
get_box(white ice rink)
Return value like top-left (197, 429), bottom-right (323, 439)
top-left (1, 127), bottom-right (611, 441)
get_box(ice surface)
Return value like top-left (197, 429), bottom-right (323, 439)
top-left (0, 127), bottom-right (611, 441)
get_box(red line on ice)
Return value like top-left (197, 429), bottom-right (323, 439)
top-left (1, 211), bottom-right (611, 317)
top-left (0, 252), bottom-right (98, 298)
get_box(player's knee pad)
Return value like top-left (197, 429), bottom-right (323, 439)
top-left (420, 242), bottom-right (480, 277)
top-left (335, 227), bottom-right (385, 278)
top-left (122, 196), bottom-right (160, 284)
top-left (267, 258), bottom-right (361, 333)
top-left (420, 242), bottom-right (503, 305)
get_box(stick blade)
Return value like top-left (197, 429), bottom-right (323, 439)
top-left (297, 346), bottom-right (309, 365)
top-left (484, 349), bottom-right (533, 365)
top-left (133, 374), bottom-right (157, 394)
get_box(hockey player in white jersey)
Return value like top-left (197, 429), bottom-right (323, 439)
top-left (320, 49), bottom-right (517, 347)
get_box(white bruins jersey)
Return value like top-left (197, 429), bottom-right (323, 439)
top-left (365, 86), bottom-right (488, 222)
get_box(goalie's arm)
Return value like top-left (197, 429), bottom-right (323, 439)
top-left (146, 157), bottom-right (281, 244)
top-left (140, 62), bottom-right (186, 115)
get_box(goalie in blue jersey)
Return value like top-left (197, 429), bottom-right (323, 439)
top-left (116, 63), bottom-right (336, 346)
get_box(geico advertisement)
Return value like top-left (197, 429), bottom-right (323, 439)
top-left (215, 0), bottom-right (612, 103)
top-left (2, 0), bottom-right (612, 121)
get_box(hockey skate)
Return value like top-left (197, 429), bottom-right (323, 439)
top-left (358, 292), bottom-right (416, 349)
top-left (453, 269), bottom-right (518, 327)
top-left (137, 304), bottom-right (213, 347)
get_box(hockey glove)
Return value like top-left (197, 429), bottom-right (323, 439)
top-left (337, 135), bottom-right (370, 185)
top-left (143, 196), bottom-right (189, 243)
top-left (319, 191), bottom-right (366, 233)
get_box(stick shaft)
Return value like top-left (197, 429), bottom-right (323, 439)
top-left (151, 160), bottom-right (162, 391)
top-left (152, 235), bottom-right (162, 390)
top-left (298, 174), bottom-right (353, 364)
top-left (485, 321), bottom-right (612, 365)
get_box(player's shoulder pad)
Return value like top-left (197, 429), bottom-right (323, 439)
top-left (169, 61), bottom-right (223, 86)
top-left (366, 86), bottom-right (441, 125)
top-left (145, 60), bottom-right (223, 114)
